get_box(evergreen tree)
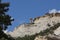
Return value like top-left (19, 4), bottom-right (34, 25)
top-left (0, 0), bottom-right (14, 40)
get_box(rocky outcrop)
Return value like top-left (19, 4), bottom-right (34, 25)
top-left (34, 36), bottom-right (47, 40)
top-left (5, 9), bottom-right (60, 40)
top-left (7, 13), bottom-right (60, 38)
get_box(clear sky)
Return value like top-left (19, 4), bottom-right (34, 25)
top-left (2, 0), bottom-right (60, 31)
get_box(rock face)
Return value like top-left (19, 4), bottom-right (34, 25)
top-left (6, 10), bottom-right (60, 40)
top-left (6, 13), bottom-right (60, 37)
top-left (7, 13), bottom-right (60, 38)
top-left (34, 36), bottom-right (47, 40)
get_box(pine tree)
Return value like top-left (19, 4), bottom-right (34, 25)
top-left (0, 0), bottom-right (14, 40)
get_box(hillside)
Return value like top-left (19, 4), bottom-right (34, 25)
top-left (6, 9), bottom-right (60, 40)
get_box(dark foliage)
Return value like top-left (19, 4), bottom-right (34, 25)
top-left (0, 0), bottom-right (14, 40)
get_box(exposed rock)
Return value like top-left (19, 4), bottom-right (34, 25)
top-left (6, 13), bottom-right (60, 38)
top-left (34, 36), bottom-right (47, 40)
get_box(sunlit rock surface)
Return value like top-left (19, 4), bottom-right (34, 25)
top-left (6, 9), bottom-right (60, 38)
top-left (34, 36), bottom-right (47, 40)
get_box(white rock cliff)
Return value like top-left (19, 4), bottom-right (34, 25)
top-left (6, 9), bottom-right (60, 38)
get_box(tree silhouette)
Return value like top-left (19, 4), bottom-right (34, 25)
top-left (0, 0), bottom-right (14, 40)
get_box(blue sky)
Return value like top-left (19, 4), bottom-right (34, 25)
top-left (2, 0), bottom-right (60, 31)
